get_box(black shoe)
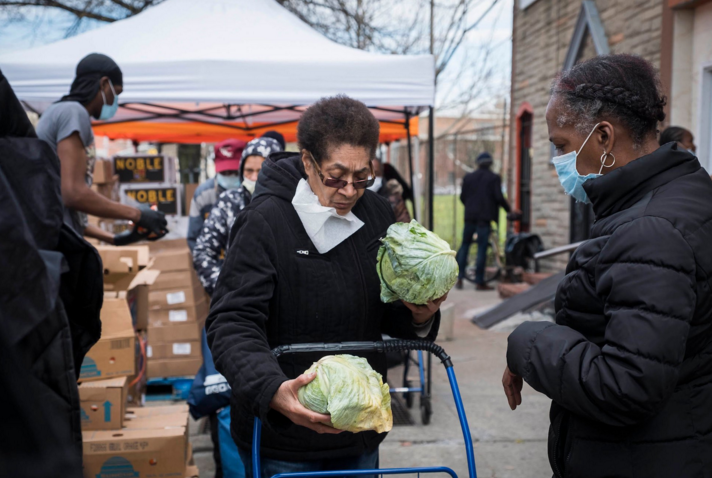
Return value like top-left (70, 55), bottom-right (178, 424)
top-left (475, 283), bottom-right (494, 291)
top-left (455, 279), bottom-right (463, 290)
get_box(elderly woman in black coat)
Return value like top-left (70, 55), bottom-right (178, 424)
top-left (207, 95), bottom-right (447, 477)
top-left (504, 54), bottom-right (712, 478)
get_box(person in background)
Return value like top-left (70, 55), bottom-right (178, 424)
top-left (659, 125), bottom-right (696, 154)
top-left (187, 139), bottom-right (246, 252)
top-left (369, 159), bottom-right (411, 223)
top-left (261, 130), bottom-right (286, 151)
top-left (455, 152), bottom-right (512, 291)
top-left (194, 137), bottom-right (282, 295)
top-left (36, 53), bottom-right (167, 245)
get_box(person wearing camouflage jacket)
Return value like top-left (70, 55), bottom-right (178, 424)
top-left (193, 137), bottom-right (282, 295)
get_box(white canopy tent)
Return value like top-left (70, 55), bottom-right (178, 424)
top-left (0, 0), bottom-right (434, 145)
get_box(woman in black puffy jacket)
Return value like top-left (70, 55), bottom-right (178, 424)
top-left (504, 54), bottom-right (712, 478)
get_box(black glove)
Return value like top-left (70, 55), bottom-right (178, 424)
top-left (136, 205), bottom-right (168, 236)
top-left (114, 226), bottom-right (150, 246)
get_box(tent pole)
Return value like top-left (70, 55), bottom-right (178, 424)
top-left (428, 106), bottom-right (435, 231)
top-left (405, 111), bottom-right (416, 221)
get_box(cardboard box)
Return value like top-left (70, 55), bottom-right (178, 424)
top-left (126, 404), bottom-right (188, 419)
top-left (124, 406), bottom-right (190, 430)
top-left (150, 248), bottom-right (193, 273)
top-left (79, 377), bottom-right (128, 430)
top-left (80, 298), bottom-right (136, 382)
top-left (148, 238), bottom-right (188, 254)
top-left (149, 283), bottom-right (206, 310)
top-left (148, 299), bottom-right (209, 327)
top-left (93, 159), bottom-right (115, 184)
top-left (147, 358), bottom-right (202, 379)
top-left (147, 340), bottom-right (201, 360)
top-left (82, 427), bottom-right (187, 478)
top-left (113, 155), bottom-right (175, 184)
top-left (149, 321), bottom-right (204, 343)
top-left (98, 245), bottom-right (160, 330)
top-left (151, 269), bottom-right (201, 291)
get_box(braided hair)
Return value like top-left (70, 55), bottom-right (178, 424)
top-left (552, 54), bottom-right (666, 145)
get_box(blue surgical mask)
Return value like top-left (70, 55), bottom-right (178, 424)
top-left (217, 173), bottom-right (241, 190)
top-left (99, 79), bottom-right (119, 120)
top-left (552, 123), bottom-right (602, 204)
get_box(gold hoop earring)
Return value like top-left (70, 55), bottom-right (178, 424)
top-left (598, 151), bottom-right (616, 174)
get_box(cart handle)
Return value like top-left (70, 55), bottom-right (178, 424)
top-left (271, 339), bottom-right (453, 368)
top-left (253, 339), bottom-right (477, 478)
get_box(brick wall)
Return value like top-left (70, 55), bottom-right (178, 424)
top-left (510, 0), bottom-right (663, 269)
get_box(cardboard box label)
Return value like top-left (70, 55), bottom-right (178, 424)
top-left (123, 186), bottom-right (179, 215)
top-left (169, 310), bottom-right (188, 322)
top-left (146, 346), bottom-right (153, 358)
top-left (173, 343), bottom-right (191, 355)
top-left (166, 291), bottom-right (186, 305)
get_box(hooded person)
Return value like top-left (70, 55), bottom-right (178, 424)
top-left (187, 138), bottom-right (247, 252)
top-left (36, 53), bottom-right (167, 246)
top-left (193, 137), bottom-right (282, 295)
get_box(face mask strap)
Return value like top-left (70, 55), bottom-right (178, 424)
top-left (577, 122), bottom-right (601, 155)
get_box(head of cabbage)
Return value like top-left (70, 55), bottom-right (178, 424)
top-left (377, 220), bottom-right (458, 305)
top-left (297, 354), bottom-right (392, 434)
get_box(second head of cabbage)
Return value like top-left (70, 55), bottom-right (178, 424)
top-left (377, 220), bottom-right (458, 305)
top-left (297, 354), bottom-right (392, 434)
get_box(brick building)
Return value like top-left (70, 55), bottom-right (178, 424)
top-left (509, 0), bottom-right (712, 268)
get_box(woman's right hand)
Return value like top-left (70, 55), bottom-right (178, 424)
top-left (269, 372), bottom-right (343, 435)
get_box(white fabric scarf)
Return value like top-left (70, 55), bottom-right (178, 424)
top-left (291, 179), bottom-right (364, 254)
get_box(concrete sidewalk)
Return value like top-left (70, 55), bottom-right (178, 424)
top-left (191, 280), bottom-right (553, 477)
top-left (380, 282), bottom-right (552, 478)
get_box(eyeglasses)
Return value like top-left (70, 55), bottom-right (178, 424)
top-left (307, 151), bottom-right (375, 190)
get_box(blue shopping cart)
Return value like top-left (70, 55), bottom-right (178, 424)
top-left (389, 350), bottom-right (432, 425)
top-left (251, 339), bottom-right (477, 478)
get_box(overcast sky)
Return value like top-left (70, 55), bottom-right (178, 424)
top-left (0, 0), bottom-right (512, 115)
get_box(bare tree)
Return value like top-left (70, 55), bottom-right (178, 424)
top-left (0, 0), bottom-right (165, 36)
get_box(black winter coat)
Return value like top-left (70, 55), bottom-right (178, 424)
top-left (460, 167), bottom-right (510, 224)
top-left (0, 69), bottom-right (102, 477)
top-left (207, 152), bottom-right (439, 461)
top-left (507, 143), bottom-right (712, 478)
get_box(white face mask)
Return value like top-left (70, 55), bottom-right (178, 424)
top-left (291, 179), bottom-right (364, 254)
top-left (242, 177), bottom-right (256, 194)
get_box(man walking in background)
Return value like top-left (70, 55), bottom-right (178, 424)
top-left (455, 152), bottom-right (512, 291)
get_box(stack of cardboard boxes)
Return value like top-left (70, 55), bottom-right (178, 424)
top-left (147, 240), bottom-right (207, 378)
top-left (82, 404), bottom-right (196, 478)
top-left (78, 244), bottom-right (199, 477)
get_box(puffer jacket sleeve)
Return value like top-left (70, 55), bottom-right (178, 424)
top-left (193, 191), bottom-right (245, 296)
top-left (206, 208), bottom-right (287, 420)
top-left (507, 216), bottom-right (696, 426)
top-left (193, 204), bottom-right (227, 296)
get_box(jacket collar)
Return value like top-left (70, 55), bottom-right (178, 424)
top-left (252, 151), bottom-right (305, 202)
top-left (583, 142), bottom-right (701, 219)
